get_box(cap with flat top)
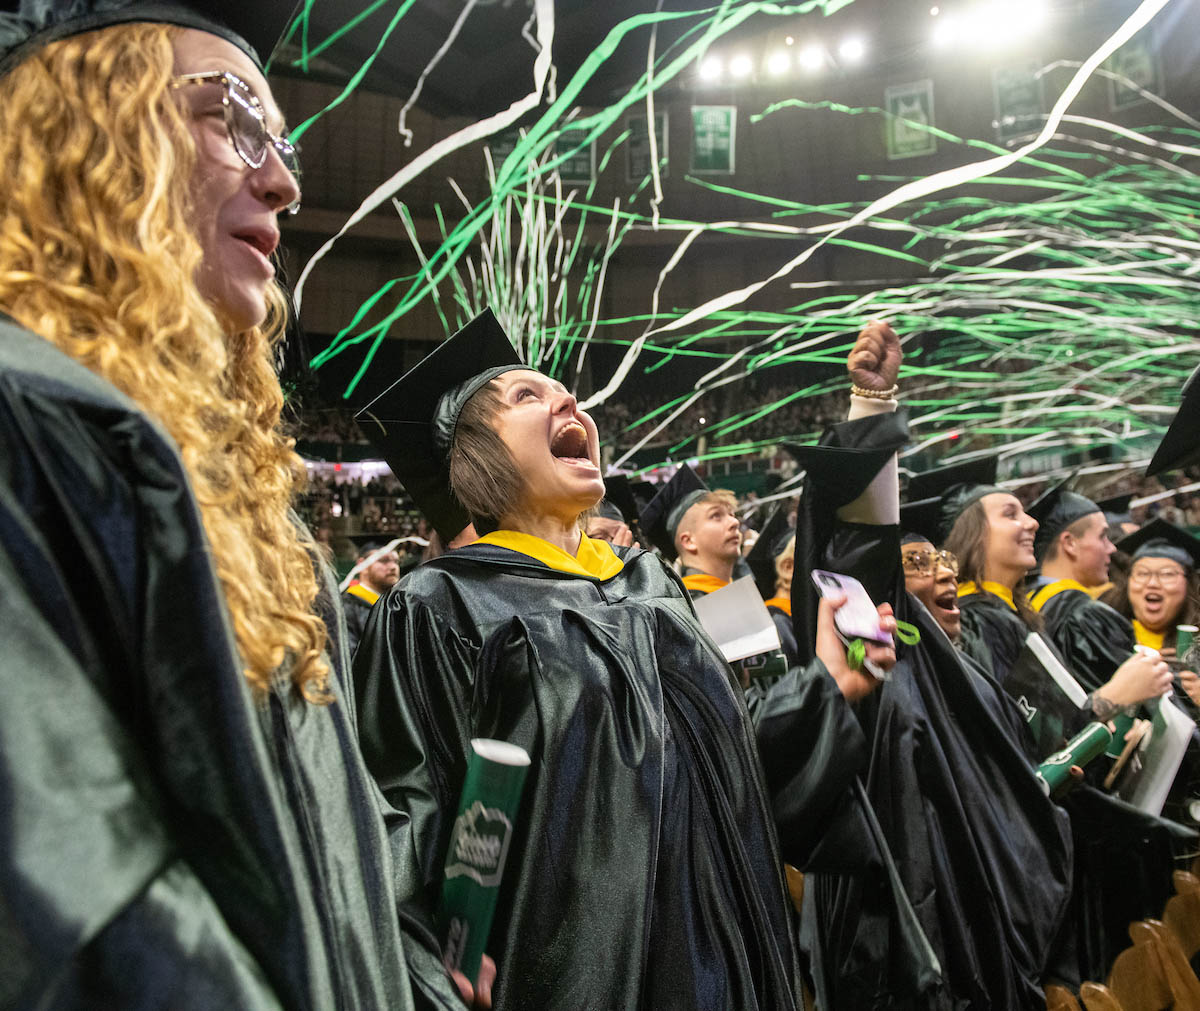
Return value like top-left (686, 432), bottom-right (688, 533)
top-left (355, 308), bottom-right (526, 542)
top-left (1147, 363), bottom-right (1200, 477)
top-left (904, 454), bottom-right (999, 502)
top-left (1026, 481), bottom-right (1101, 562)
top-left (1117, 518), bottom-right (1200, 571)
top-left (745, 504), bottom-right (793, 599)
top-left (0, 0), bottom-right (300, 73)
top-left (638, 465), bottom-right (709, 561)
top-left (1096, 493), bottom-right (1135, 526)
top-left (900, 454), bottom-right (1002, 544)
top-left (602, 474), bottom-right (654, 530)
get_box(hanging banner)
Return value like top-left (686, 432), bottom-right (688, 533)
top-left (627, 111), bottom-right (669, 183)
top-left (1106, 31), bottom-right (1162, 110)
top-left (885, 80), bottom-right (937, 160)
top-left (992, 61), bottom-right (1044, 144)
top-left (691, 105), bottom-right (736, 174)
top-left (554, 134), bottom-right (595, 184)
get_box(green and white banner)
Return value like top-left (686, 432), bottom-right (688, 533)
top-left (691, 105), bottom-right (736, 174)
top-left (885, 80), bottom-right (936, 160)
top-left (992, 61), bottom-right (1044, 144)
top-left (1106, 31), bottom-right (1162, 111)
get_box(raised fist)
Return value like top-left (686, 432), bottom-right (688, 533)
top-left (847, 319), bottom-right (901, 393)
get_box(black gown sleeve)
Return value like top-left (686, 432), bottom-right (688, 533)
top-left (0, 538), bottom-right (285, 1009)
top-left (1041, 593), bottom-right (1135, 693)
top-left (353, 587), bottom-right (476, 1009)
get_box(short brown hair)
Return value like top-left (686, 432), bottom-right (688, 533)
top-left (448, 380), bottom-right (523, 533)
top-left (1042, 514), bottom-right (1095, 565)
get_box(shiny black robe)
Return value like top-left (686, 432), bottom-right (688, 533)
top-left (952, 557), bottom-right (1193, 983)
top-left (790, 411), bottom-right (1074, 1009)
top-left (342, 586), bottom-right (374, 658)
top-left (0, 319), bottom-right (416, 1009)
top-left (1035, 586), bottom-right (1134, 693)
top-left (958, 591), bottom-right (1029, 687)
top-left (354, 540), bottom-right (864, 1010)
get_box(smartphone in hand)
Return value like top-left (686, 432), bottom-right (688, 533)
top-left (811, 569), bottom-right (894, 646)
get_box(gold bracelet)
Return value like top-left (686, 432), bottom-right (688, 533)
top-left (850, 383), bottom-right (898, 401)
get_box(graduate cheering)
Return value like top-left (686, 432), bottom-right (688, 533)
top-left (351, 308), bottom-right (895, 1010)
top-left (787, 320), bottom-right (1075, 1008)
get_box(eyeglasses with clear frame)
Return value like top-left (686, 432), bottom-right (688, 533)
top-left (171, 70), bottom-right (301, 215)
top-left (902, 547), bottom-right (960, 577)
top-left (1129, 565), bottom-right (1187, 588)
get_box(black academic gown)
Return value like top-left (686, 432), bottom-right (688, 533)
top-left (354, 539), bottom-right (865, 1010)
top-left (342, 585), bottom-right (376, 657)
top-left (789, 411), bottom-right (1074, 1010)
top-left (0, 319), bottom-right (418, 1009)
top-left (1033, 583), bottom-right (1135, 692)
top-left (958, 590), bottom-right (1029, 687)
top-left (951, 566), bottom-right (1193, 984)
top-left (769, 605), bottom-right (800, 669)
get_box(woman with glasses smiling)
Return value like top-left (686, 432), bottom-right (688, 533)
top-left (0, 3), bottom-right (429, 1007)
top-left (1110, 519), bottom-right (1200, 655)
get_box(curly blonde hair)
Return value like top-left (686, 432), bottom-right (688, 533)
top-left (0, 23), bottom-right (329, 702)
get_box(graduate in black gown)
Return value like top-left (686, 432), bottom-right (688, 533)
top-left (0, 4), bottom-right (419, 1006)
top-left (640, 464), bottom-right (743, 599)
top-left (1026, 484), bottom-right (1136, 692)
top-left (783, 320), bottom-right (1075, 1009)
top-left (746, 504), bottom-right (800, 669)
top-left (351, 309), bottom-right (898, 1010)
top-left (923, 464), bottom-right (1186, 984)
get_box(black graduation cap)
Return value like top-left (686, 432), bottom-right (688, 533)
top-left (1117, 518), bottom-right (1200, 571)
top-left (900, 454), bottom-right (1002, 544)
top-left (601, 474), bottom-right (654, 530)
top-left (638, 465), bottom-right (709, 561)
top-left (0, 0), bottom-right (300, 74)
top-left (591, 499), bottom-right (624, 524)
top-left (904, 455), bottom-right (999, 502)
top-left (1026, 481), bottom-right (1101, 562)
top-left (355, 308), bottom-right (525, 542)
top-left (1096, 493), bottom-right (1135, 526)
top-left (745, 505), bottom-right (793, 599)
top-left (1148, 363), bottom-right (1200, 477)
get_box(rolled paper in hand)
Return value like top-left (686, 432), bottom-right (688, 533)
top-left (438, 738), bottom-right (531, 984)
top-left (1177, 625), bottom-right (1198, 657)
top-left (1037, 722), bottom-right (1114, 795)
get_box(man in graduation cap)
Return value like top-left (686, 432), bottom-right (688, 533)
top-left (351, 307), bottom-right (895, 1010)
top-left (1026, 483), bottom-right (1137, 695)
top-left (639, 464), bottom-right (743, 597)
top-left (0, 1), bottom-right (425, 1007)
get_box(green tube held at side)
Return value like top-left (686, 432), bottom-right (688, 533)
top-left (438, 738), bottom-right (531, 984)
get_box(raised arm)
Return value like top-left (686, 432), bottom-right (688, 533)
top-left (839, 320), bottom-right (902, 526)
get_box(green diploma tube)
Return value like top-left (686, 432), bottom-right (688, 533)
top-left (1177, 625), bottom-right (1197, 658)
top-left (438, 738), bottom-right (531, 984)
top-left (1037, 722), bottom-right (1114, 795)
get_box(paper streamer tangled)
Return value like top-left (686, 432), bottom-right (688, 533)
top-left (285, 0), bottom-right (1196, 482)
